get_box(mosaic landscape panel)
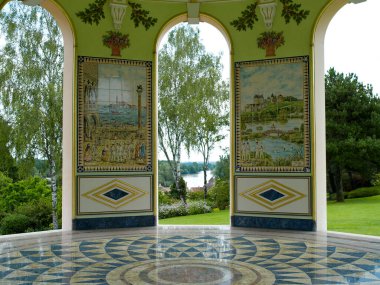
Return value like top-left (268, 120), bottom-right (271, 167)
top-left (77, 56), bottom-right (152, 172)
top-left (235, 56), bottom-right (310, 172)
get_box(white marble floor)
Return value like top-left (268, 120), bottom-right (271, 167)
top-left (1, 226), bottom-right (380, 284)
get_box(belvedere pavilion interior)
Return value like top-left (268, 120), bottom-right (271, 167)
top-left (1, 0), bottom-right (380, 284)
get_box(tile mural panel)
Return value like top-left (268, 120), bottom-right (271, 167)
top-left (77, 56), bottom-right (152, 172)
top-left (235, 56), bottom-right (310, 172)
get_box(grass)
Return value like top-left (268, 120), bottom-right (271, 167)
top-left (159, 195), bottom-right (380, 236)
top-left (327, 195), bottom-right (380, 236)
top-left (159, 209), bottom-right (230, 225)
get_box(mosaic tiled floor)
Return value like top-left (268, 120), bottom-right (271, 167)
top-left (1, 228), bottom-right (380, 284)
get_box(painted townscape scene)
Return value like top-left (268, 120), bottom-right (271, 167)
top-left (237, 59), bottom-right (309, 171)
top-left (79, 60), bottom-right (151, 171)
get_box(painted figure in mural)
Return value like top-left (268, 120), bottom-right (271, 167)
top-left (139, 143), bottom-right (146, 159)
top-left (84, 143), bottom-right (92, 162)
top-left (101, 145), bottom-right (109, 162)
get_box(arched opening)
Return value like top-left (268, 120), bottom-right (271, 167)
top-left (155, 14), bottom-right (232, 225)
top-left (0, 0), bottom-right (74, 231)
top-left (313, 0), bottom-right (379, 232)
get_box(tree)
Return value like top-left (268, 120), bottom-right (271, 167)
top-left (325, 68), bottom-right (380, 202)
top-left (0, 116), bottom-right (17, 180)
top-left (190, 75), bottom-right (229, 198)
top-left (0, 2), bottom-right (63, 228)
top-left (158, 24), bottom-right (229, 202)
top-left (213, 152), bottom-right (230, 181)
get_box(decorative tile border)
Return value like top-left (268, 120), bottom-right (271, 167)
top-left (77, 56), bottom-right (153, 173)
top-left (77, 175), bottom-right (153, 215)
top-left (235, 176), bottom-right (312, 216)
top-left (234, 56), bottom-right (310, 173)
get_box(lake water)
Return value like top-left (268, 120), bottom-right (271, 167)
top-left (182, 170), bottom-right (213, 188)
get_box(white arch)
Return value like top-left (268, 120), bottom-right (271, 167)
top-left (154, 14), bottom-right (233, 222)
top-left (40, 0), bottom-right (75, 231)
top-left (313, 0), bottom-right (348, 232)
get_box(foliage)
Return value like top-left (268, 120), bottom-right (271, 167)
top-left (0, 171), bottom-right (12, 190)
top-left (187, 201), bottom-right (211, 215)
top-left (371, 173), bottom-right (380, 187)
top-left (346, 187), bottom-right (380, 199)
top-left (257, 31), bottom-right (285, 49)
top-left (188, 190), bottom-right (204, 201)
top-left (159, 25), bottom-right (203, 193)
top-left (0, 116), bottom-right (16, 178)
top-left (231, 0), bottom-right (309, 31)
top-left (76, 0), bottom-right (106, 25)
top-left (325, 68), bottom-right (380, 202)
top-left (14, 198), bottom-right (53, 231)
top-left (169, 176), bottom-right (187, 203)
top-left (208, 179), bottom-right (230, 210)
top-left (213, 153), bottom-right (230, 181)
top-left (0, 176), bottom-right (51, 213)
top-left (128, 1), bottom-right (158, 30)
top-left (279, 0), bottom-right (310, 25)
top-left (158, 25), bottom-right (229, 198)
top-left (158, 161), bottom-right (175, 187)
top-left (76, 0), bottom-right (157, 30)
top-left (159, 200), bottom-right (211, 220)
top-left (0, 2), bottom-right (63, 228)
top-left (230, 3), bottom-right (259, 31)
top-left (102, 31), bottom-right (130, 48)
top-left (159, 202), bottom-right (187, 219)
top-left (158, 189), bottom-right (177, 205)
top-left (0, 213), bottom-right (31, 235)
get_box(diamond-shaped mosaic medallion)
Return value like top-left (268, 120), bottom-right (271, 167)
top-left (83, 179), bottom-right (146, 209)
top-left (240, 180), bottom-right (305, 210)
top-left (103, 188), bottom-right (129, 201)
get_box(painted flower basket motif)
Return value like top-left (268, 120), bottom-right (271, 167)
top-left (257, 31), bottom-right (285, 57)
top-left (102, 30), bottom-right (130, 56)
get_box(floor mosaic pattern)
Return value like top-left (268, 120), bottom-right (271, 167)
top-left (1, 229), bottom-right (380, 284)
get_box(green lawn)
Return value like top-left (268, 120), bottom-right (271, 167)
top-left (159, 196), bottom-right (380, 236)
top-left (159, 209), bottom-right (230, 225)
top-left (327, 195), bottom-right (380, 236)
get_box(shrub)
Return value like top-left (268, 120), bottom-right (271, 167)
top-left (371, 173), bottom-right (380, 186)
top-left (159, 202), bottom-right (187, 219)
top-left (207, 179), bottom-right (230, 210)
top-left (169, 177), bottom-right (187, 201)
top-left (15, 198), bottom-right (53, 231)
top-left (158, 189), bottom-right (177, 205)
top-left (0, 213), bottom-right (32, 235)
top-left (187, 201), bottom-right (211, 215)
top-left (0, 176), bottom-right (51, 212)
top-left (188, 190), bottom-right (204, 201)
top-left (347, 186), bottom-right (380, 199)
top-left (159, 201), bottom-right (212, 219)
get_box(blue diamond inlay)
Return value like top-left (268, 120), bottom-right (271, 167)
top-left (103, 188), bottom-right (129, 201)
top-left (259, 189), bottom-right (285, 202)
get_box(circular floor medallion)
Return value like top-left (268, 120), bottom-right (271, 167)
top-left (107, 258), bottom-right (275, 285)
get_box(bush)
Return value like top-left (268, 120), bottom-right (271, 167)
top-left (158, 189), bottom-right (177, 205)
top-left (0, 213), bottom-right (32, 235)
top-left (207, 179), bottom-right (230, 210)
top-left (0, 176), bottom-right (51, 212)
top-left (187, 200), bottom-right (211, 215)
top-left (347, 186), bottom-right (380, 199)
top-left (371, 173), bottom-right (380, 187)
top-left (159, 202), bottom-right (187, 219)
top-left (188, 190), bottom-right (204, 201)
top-left (15, 198), bottom-right (53, 231)
top-left (159, 201), bottom-right (212, 219)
